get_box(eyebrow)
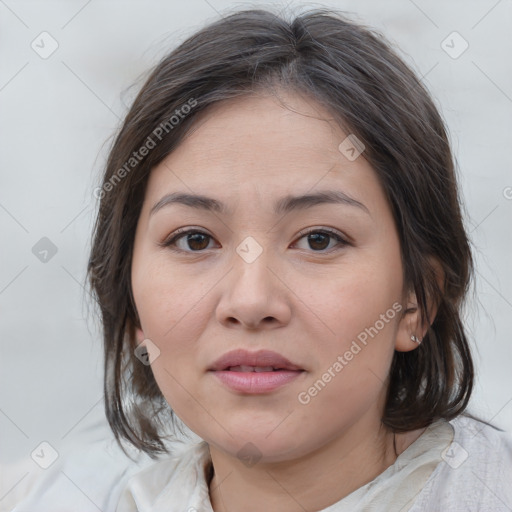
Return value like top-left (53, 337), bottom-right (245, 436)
top-left (149, 190), bottom-right (370, 217)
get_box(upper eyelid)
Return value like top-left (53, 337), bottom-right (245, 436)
top-left (296, 226), bottom-right (347, 239)
top-left (166, 226), bottom-right (346, 239)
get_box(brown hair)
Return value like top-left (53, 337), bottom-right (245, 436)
top-left (87, 7), bottom-right (475, 458)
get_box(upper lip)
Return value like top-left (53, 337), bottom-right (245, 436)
top-left (209, 349), bottom-right (303, 371)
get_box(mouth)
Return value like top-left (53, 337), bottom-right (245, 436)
top-left (226, 365), bottom-right (290, 372)
top-left (209, 349), bottom-right (305, 393)
top-left (209, 349), bottom-right (303, 372)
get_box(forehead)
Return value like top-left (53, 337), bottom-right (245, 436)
top-left (142, 91), bottom-right (384, 218)
top-left (171, 92), bottom-right (345, 169)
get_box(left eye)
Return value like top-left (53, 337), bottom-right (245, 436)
top-left (293, 228), bottom-right (348, 252)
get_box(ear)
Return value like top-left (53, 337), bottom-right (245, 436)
top-left (135, 326), bottom-right (145, 344)
top-left (395, 256), bottom-right (444, 352)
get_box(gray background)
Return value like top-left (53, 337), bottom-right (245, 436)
top-left (1, 0), bottom-right (511, 508)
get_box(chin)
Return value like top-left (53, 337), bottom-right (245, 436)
top-left (204, 427), bottom-right (308, 464)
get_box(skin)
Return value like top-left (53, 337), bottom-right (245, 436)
top-left (131, 90), bottom-right (438, 511)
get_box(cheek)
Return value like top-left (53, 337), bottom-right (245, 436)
top-left (133, 266), bottom-right (212, 417)
top-left (298, 256), bottom-right (401, 384)
top-left (305, 260), bottom-right (401, 338)
top-left (132, 254), bottom-right (209, 342)
top-left (131, 262), bottom-right (215, 415)
top-left (295, 279), bottom-right (399, 427)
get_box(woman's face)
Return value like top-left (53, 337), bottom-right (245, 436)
top-left (131, 91), bottom-right (416, 462)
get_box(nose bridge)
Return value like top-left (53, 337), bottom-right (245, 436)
top-left (231, 234), bottom-right (273, 296)
top-left (215, 233), bottom-right (290, 328)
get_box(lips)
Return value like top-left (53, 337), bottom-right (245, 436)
top-left (209, 349), bottom-right (303, 372)
top-left (208, 349), bottom-right (305, 394)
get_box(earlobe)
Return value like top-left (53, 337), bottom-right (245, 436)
top-left (395, 298), bottom-right (424, 353)
top-left (395, 294), bottom-right (436, 352)
top-left (135, 326), bottom-right (145, 344)
top-left (395, 257), bottom-right (444, 352)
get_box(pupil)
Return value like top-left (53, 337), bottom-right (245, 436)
top-left (188, 233), bottom-right (209, 250)
top-left (309, 233), bottom-right (329, 250)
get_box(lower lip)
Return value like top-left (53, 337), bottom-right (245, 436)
top-left (211, 370), bottom-right (304, 393)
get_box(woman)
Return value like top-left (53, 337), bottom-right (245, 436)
top-left (86, 7), bottom-right (512, 511)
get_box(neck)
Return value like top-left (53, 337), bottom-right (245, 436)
top-left (208, 418), bottom-right (400, 512)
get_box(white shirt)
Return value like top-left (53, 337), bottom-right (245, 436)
top-left (11, 414), bottom-right (512, 511)
top-left (115, 414), bottom-right (512, 511)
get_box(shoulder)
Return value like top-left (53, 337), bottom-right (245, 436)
top-left (116, 440), bottom-right (211, 512)
top-left (410, 414), bottom-right (512, 512)
top-left (10, 432), bottom-right (157, 512)
top-left (120, 441), bottom-right (207, 489)
top-left (450, 414), bottom-right (512, 472)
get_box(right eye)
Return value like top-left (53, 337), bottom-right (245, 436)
top-left (160, 228), bottom-right (219, 252)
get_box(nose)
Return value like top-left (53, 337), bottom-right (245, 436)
top-left (215, 245), bottom-right (292, 331)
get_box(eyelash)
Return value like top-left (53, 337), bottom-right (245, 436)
top-left (160, 227), bottom-right (350, 254)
